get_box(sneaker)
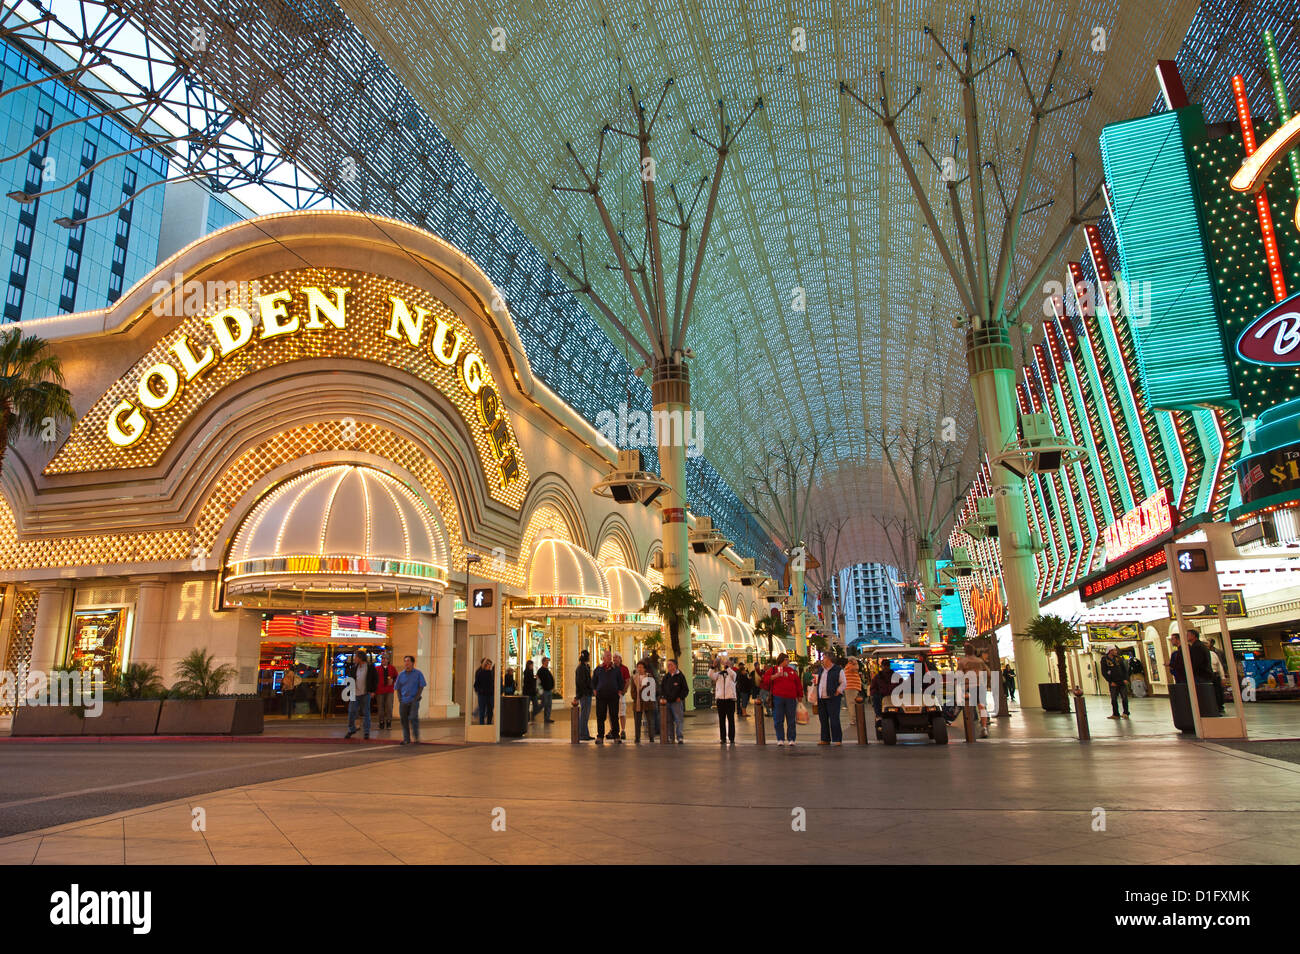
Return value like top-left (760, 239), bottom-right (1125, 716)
top-left (1107, 714), bottom-right (1120, 719)
top-left (677, 739), bottom-right (684, 744)
top-left (818, 740), bottom-right (830, 746)
top-left (1123, 713), bottom-right (1131, 719)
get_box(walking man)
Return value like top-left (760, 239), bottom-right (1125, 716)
top-left (592, 649), bottom-right (625, 743)
top-left (1101, 647), bottom-right (1131, 719)
top-left (574, 650), bottom-right (594, 741)
top-left (661, 658), bottom-right (689, 743)
top-left (815, 653), bottom-right (846, 745)
top-left (344, 649), bottom-right (378, 740)
top-left (537, 656), bottom-right (555, 723)
top-left (710, 654), bottom-right (738, 744)
top-left (280, 665), bottom-right (298, 719)
top-left (394, 655), bottom-right (427, 744)
top-left (375, 651), bottom-right (398, 730)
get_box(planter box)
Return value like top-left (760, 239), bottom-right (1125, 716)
top-left (1038, 682), bottom-right (1070, 712)
top-left (10, 705), bottom-right (86, 736)
top-left (90, 700), bottom-right (162, 736)
top-left (157, 698), bottom-right (264, 735)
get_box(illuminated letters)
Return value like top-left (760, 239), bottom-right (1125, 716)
top-left (386, 296), bottom-right (426, 347)
top-left (461, 352), bottom-right (486, 395)
top-left (137, 364), bottom-right (180, 411)
top-left (430, 317), bottom-right (461, 365)
top-left (302, 286), bottom-right (349, 329)
top-left (168, 336), bottom-right (214, 381)
top-left (206, 306), bottom-right (254, 356)
top-left (107, 400), bottom-right (148, 447)
top-left (255, 289), bottom-right (297, 339)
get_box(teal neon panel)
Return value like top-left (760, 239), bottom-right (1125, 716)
top-left (1099, 108), bottom-right (1235, 409)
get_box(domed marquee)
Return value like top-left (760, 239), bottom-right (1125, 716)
top-left (224, 464), bottom-right (449, 609)
top-left (47, 267), bottom-right (528, 507)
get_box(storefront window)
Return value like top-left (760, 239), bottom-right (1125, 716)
top-left (257, 613), bottom-right (391, 718)
top-left (66, 608), bottom-right (128, 684)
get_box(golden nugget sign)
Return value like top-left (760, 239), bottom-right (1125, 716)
top-left (56, 268), bottom-right (526, 501)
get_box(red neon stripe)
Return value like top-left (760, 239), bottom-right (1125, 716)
top-left (1233, 75), bottom-right (1288, 302)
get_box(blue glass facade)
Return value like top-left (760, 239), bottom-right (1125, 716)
top-left (0, 39), bottom-right (170, 322)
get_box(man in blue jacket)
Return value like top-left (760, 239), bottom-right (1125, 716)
top-left (592, 649), bottom-right (625, 744)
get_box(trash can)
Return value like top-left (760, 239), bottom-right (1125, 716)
top-left (1169, 681), bottom-right (1218, 733)
top-left (500, 694), bottom-right (529, 737)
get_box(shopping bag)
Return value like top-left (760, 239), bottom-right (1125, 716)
top-left (796, 701), bottom-right (810, 724)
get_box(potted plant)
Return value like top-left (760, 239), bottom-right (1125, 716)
top-left (158, 649), bottom-right (263, 734)
top-left (640, 582), bottom-right (708, 660)
top-left (97, 663), bottom-right (165, 735)
top-left (1021, 614), bottom-right (1076, 712)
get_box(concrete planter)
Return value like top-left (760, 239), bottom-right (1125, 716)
top-left (93, 700), bottom-right (163, 735)
top-left (10, 705), bottom-right (87, 736)
top-left (157, 698), bottom-right (264, 735)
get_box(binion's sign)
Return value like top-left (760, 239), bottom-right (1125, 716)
top-left (1237, 291), bottom-right (1300, 366)
top-left (1103, 487), bottom-right (1174, 562)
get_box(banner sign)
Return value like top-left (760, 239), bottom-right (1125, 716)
top-left (1086, 621), bottom-right (1141, 642)
top-left (1165, 590), bottom-right (1247, 619)
top-left (1237, 441), bottom-right (1300, 507)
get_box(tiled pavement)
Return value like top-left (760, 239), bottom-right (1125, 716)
top-left (2, 702), bottom-right (1298, 864)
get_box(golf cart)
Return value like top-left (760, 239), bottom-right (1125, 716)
top-left (871, 646), bottom-right (948, 745)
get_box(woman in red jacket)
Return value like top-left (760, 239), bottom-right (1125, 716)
top-left (761, 653), bottom-right (803, 746)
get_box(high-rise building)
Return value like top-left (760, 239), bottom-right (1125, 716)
top-left (831, 562), bottom-right (905, 646)
top-left (0, 37), bottom-right (251, 324)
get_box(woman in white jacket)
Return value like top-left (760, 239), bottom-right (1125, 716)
top-left (710, 655), bottom-right (739, 744)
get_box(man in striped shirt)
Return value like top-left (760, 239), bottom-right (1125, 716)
top-left (843, 655), bottom-right (863, 725)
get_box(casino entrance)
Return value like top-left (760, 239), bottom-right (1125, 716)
top-left (222, 464), bottom-right (450, 723)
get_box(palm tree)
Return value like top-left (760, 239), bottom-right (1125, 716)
top-left (641, 581), bottom-right (708, 659)
top-left (1022, 614), bottom-right (1076, 712)
top-left (0, 330), bottom-right (74, 476)
top-left (171, 649), bottom-right (237, 698)
top-left (110, 663), bottom-right (164, 700)
top-left (752, 614), bottom-right (790, 658)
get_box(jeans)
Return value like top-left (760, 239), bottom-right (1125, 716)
top-left (1109, 683), bottom-right (1129, 716)
top-left (717, 698), bottom-right (736, 742)
top-left (282, 690), bottom-right (294, 718)
top-left (871, 693), bottom-right (884, 717)
top-left (578, 694), bottom-right (592, 739)
top-left (347, 693), bottom-right (371, 736)
top-left (772, 695), bottom-right (797, 741)
top-left (536, 689), bottom-right (553, 721)
top-left (634, 706), bottom-right (657, 742)
top-left (595, 694), bottom-right (620, 739)
top-left (399, 699), bottom-right (420, 741)
top-left (736, 693), bottom-right (747, 718)
top-left (667, 700), bottom-right (685, 741)
top-left (1212, 677), bottom-right (1225, 712)
top-left (378, 692), bottom-right (394, 725)
top-left (818, 693), bottom-right (843, 742)
top-left (475, 691), bottom-right (493, 725)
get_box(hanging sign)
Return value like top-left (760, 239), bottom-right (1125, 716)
top-left (968, 583), bottom-right (1005, 636)
top-left (1103, 487), bottom-right (1175, 562)
top-left (1236, 291), bottom-right (1300, 365)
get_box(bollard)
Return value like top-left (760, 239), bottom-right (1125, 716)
top-left (661, 701), bottom-right (672, 745)
top-left (962, 705), bottom-right (978, 743)
top-left (570, 699), bottom-right (580, 744)
top-left (855, 698), bottom-right (868, 745)
top-left (754, 699), bottom-right (766, 745)
top-left (1073, 688), bottom-right (1090, 741)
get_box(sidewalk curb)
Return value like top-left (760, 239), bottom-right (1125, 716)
top-left (0, 735), bottom-right (455, 746)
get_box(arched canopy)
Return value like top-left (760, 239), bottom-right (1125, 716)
top-left (513, 537), bottom-right (609, 620)
top-left (225, 464), bottom-right (448, 609)
top-left (604, 565), bottom-right (660, 631)
top-left (692, 604), bottom-right (724, 644)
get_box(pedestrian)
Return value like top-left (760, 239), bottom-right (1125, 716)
top-left (393, 654), bottom-right (427, 744)
top-left (502, 667), bottom-right (516, 696)
top-left (473, 658), bottom-right (495, 725)
top-left (734, 662), bottom-right (751, 719)
top-left (344, 649), bottom-right (378, 739)
top-left (710, 653), bottom-right (738, 744)
top-left (956, 645), bottom-right (990, 737)
top-left (815, 653), bottom-right (846, 745)
top-left (614, 652), bottom-right (631, 740)
top-left (574, 650), bottom-right (593, 740)
top-left (761, 653), bottom-right (802, 746)
top-left (660, 658), bottom-right (689, 743)
top-left (280, 664), bottom-right (298, 719)
top-left (1168, 634), bottom-right (1185, 684)
top-left (1002, 663), bottom-right (1017, 702)
top-left (869, 659), bottom-right (897, 719)
top-left (631, 660), bottom-right (658, 743)
top-left (522, 659), bottom-right (537, 717)
top-left (375, 651), bottom-right (398, 730)
top-left (592, 649), bottom-right (625, 743)
top-left (1101, 647), bottom-right (1131, 719)
top-left (843, 655), bottom-right (862, 725)
top-left (1186, 630), bottom-right (1223, 714)
top-left (537, 655), bottom-right (556, 723)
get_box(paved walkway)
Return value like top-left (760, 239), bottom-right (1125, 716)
top-left (1, 722), bottom-right (1298, 864)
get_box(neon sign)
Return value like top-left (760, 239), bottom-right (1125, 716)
top-left (1237, 291), bottom-right (1300, 365)
top-left (1102, 487), bottom-right (1174, 562)
top-left (969, 584), bottom-right (1005, 636)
